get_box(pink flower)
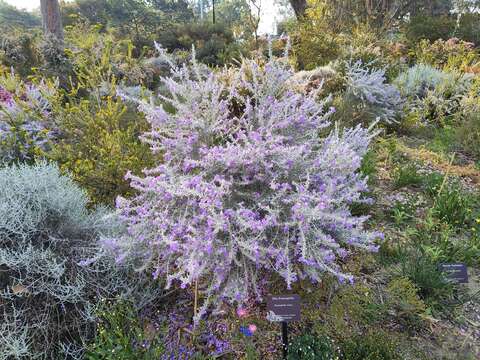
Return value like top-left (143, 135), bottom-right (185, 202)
top-left (248, 324), bottom-right (257, 333)
top-left (236, 308), bottom-right (248, 318)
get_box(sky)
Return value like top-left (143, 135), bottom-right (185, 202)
top-left (4, 0), bottom-right (42, 11)
top-left (4, 0), bottom-right (285, 34)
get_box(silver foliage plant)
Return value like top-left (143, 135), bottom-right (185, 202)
top-left (109, 45), bottom-right (382, 321)
top-left (345, 60), bottom-right (404, 124)
top-left (394, 64), bottom-right (473, 124)
top-left (393, 64), bottom-right (472, 99)
top-left (0, 162), bottom-right (163, 360)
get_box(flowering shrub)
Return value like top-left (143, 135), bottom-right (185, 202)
top-left (0, 73), bottom-right (57, 163)
top-left (343, 61), bottom-right (404, 124)
top-left (109, 46), bottom-right (381, 320)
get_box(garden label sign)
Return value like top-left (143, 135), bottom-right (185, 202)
top-left (439, 263), bottom-right (469, 283)
top-left (267, 294), bottom-right (301, 359)
top-left (267, 294), bottom-right (301, 322)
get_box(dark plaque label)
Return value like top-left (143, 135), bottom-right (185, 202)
top-left (266, 294), bottom-right (301, 322)
top-left (439, 263), bottom-right (469, 283)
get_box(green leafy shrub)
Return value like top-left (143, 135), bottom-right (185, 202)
top-left (455, 13), bottom-right (480, 47)
top-left (432, 185), bottom-right (474, 227)
top-left (48, 90), bottom-right (154, 205)
top-left (413, 38), bottom-right (479, 73)
top-left (86, 301), bottom-right (165, 360)
top-left (64, 21), bottom-right (152, 89)
top-left (455, 99), bottom-right (480, 159)
top-left (405, 15), bottom-right (455, 43)
top-left (0, 30), bottom-right (40, 76)
top-left (386, 277), bottom-right (426, 330)
top-left (157, 22), bottom-right (241, 66)
top-left (398, 252), bottom-right (453, 308)
top-left (288, 334), bottom-right (339, 360)
top-left (39, 33), bottom-right (73, 86)
top-left (328, 284), bottom-right (386, 338)
top-left (289, 16), bottom-right (343, 70)
top-left (340, 331), bottom-right (401, 360)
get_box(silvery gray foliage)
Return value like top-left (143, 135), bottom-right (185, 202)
top-left (394, 64), bottom-right (472, 99)
top-left (0, 162), bottom-right (163, 360)
top-left (345, 61), bottom-right (404, 124)
top-left (394, 64), bottom-right (473, 124)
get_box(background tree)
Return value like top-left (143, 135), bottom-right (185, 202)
top-left (289, 0), bottom-right (307, 18)
top-left (40, 0), bottom-right (63, 40)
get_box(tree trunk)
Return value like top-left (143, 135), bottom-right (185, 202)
top-left (40, 0), bottom-right (63, 41)
top-left (289, 0), bottom-right (308, 19)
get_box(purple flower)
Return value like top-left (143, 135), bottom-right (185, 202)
top-left (105, 44), bottom-right (380, 322)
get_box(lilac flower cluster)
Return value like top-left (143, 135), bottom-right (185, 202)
top-left (0, 86), bottom-right (13, 105)
top-left (0, 79), bottom-right (55, 163)
top-left (109, 45), bottom-right (381, 321)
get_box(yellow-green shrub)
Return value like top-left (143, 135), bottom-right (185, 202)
top-left (48, 93), bottom-right (155, 205)
top-left (386, 277), bottom-right (426, 330)
top-left (414, 38), bottom-right (480, 73)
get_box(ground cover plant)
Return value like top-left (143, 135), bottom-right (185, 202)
top-left (1, 0), bottom-right (480, 358)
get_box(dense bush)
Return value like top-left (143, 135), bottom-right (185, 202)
top-left (340, 331), bottom-right (401, 360)
top-left (108, 46), bottom-right (381, 321)
top-left (455, 97), bottom-right (480, 159)
top-left (413, 38), bottom-right (479, 72)
top-left (394, 64), bottom-right (472, 125)
top-left (394, 64), bottom-right (470, 99)
top-left (456, 13), bottom-right (480, 46)
top-left (341, 61), bottom-right (404, 124)
top-left (0, 162), bottom-right (162, 359)
top-left (0, 72), bottom-right (57, 164)
top-left (405, 15), bottom-right (456, 43)
top-left (157, 22), bottom-right (242, 66)
top-left (48, 89), bottom-right (154, 205)
top-left (0, 30), bottom-right (39, 76)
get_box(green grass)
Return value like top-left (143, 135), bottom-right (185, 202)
top-left (393, 163), bottom-right (423, 189)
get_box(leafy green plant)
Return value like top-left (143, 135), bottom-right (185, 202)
top-left (86, 301), bottom-right (165, 360)
top-left (393, 163), bottom-right (422, 189)
top-left (386, 277), bottom-right (426, 331)
top-left (360, 149), bottom-right (377, 184)
top-left (432, 185), bottom-right (473, 227)
top-left (422, 172), bottom-right (445, 197)
top-left (288, 334), bottom-right (339, 360)
top-left (398, 252), bottom-right (453, 310)
top-left (340, 331), bottom-right (401, 360)
top-left (48, 91), bottom-right (155, 205)
top-left (455, 102), bottom-right (480, 160)
top-left (412, 217), bottom-right (480, 266)
top-left (328, 284), bottom-right (387, 338)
